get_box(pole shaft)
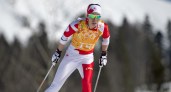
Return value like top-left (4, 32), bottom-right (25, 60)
top-left (93, 66), bottom-right (103, 92)
top-left (37, 63), bottom-right (55, 92)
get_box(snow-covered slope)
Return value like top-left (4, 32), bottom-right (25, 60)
top-left (0, 0), bottom-right (171, 45)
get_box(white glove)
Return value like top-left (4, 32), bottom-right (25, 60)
top-left (99, 56), bottom-right (107, 66)
top-left (99, 51), bottom-right (107, 66)
top-left (51, 49), bottom-right (62, 63)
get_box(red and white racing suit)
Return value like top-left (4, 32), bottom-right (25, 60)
top-left (45, 18), bottom-right (110, 92)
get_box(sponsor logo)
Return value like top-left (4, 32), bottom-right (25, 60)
top-left (86, 67), bottom-right (93, 70)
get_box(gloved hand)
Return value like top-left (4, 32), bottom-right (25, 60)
top-left (99, 51), bottom-right (107, 66)
top-left (51, 49), bottom-right (62, 63)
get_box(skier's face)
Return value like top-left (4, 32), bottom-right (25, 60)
top-left (88, 12), bottom-right (101, 29)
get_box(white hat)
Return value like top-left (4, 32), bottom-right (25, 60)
top-left (87, 4), bottom-right (102, 15)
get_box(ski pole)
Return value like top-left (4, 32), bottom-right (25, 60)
top-left (94, 65), bottom-right (103, 92)
top-left (37, 62), bottom-right (56, 92)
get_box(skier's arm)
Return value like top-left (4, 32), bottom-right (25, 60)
top-left (57, 21), bottom-right (78, 51)
top-left (51, 21), bottom-right (78, 63)
top-left (102, 45), bottom-right (108, 51)
top-left (102, 23), bottom-right (110, 51)
top-left (58, 43), bottom-right (65, 51)
top-left (99, 23), bottom-right (110, 66)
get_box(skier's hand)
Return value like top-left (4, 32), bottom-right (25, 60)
top-left (51, 49), bottom-right (62, 63)
top-left (99, 51), bottom-right (107, 66)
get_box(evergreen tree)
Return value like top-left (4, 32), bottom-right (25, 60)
top-left (168, 20), bottom-right (171, 46)
top-left (167, 20), bottom-right (171, 78)
top-left (154, 31), bottom-right (163, 53)
top-left (0, 34), bottom-right (10, 92)
top-left (116, 17), bottom-right (134, 92)
top-left (143, 15), bottom-right (153, 39)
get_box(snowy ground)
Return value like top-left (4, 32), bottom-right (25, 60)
top-left (135, 82), bottom-right (171, 92)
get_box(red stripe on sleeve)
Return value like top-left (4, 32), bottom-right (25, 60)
top-left (102, 23), bottom-right (110, 38)
top-left (64, 24), bottom-right (78, 37)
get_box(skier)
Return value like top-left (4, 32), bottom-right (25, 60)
top-left (45, 3), bottom-right (110, 92)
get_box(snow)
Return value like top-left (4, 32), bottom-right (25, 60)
top-left (0, 0), bottom-right (171, 45)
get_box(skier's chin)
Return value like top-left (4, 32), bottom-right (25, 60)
top-left (91, 23), bottom-right (97, 27)
top-left (92, 22), bottom-right (97, 25)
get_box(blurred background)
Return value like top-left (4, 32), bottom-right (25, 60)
top-left (0, 0), bottom-right (171, 92)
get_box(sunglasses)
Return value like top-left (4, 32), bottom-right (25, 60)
top-left (88, 14), bottom-right (101, 19)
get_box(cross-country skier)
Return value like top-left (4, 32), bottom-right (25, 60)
top-left (45, 3), bottom-right (110, 92)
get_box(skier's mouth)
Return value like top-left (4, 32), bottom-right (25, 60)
top-left (92, 23), bottom-right (97, 25)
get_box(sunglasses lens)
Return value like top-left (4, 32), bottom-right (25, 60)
top-left (88, 14), bottom-right (95, 19)
top-left (96, 15), bottom-right (101, 19)
top-left (88, 14), bottom-right (101, 19)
